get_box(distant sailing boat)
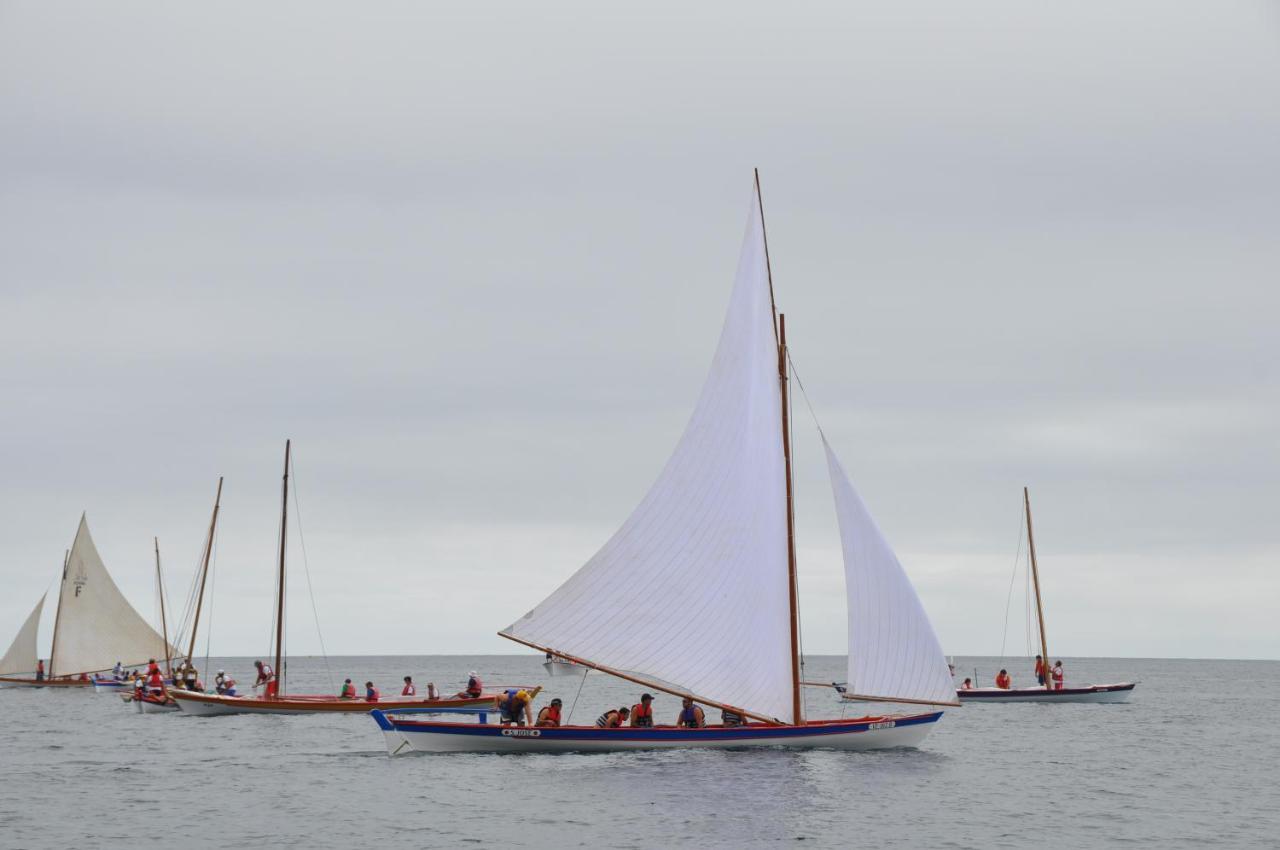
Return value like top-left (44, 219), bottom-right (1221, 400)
top-left (171, 442), bottom-right (519, 716)
top-left (0, 516), bottom-right (181, 688)
top-left (373, 172), bottom-right (958, 754)
top-left (127, 535), bottom-right (186, 713)
top-left (957, 488), bottom-right (1135, 703)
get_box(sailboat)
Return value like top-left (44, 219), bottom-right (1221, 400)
top-left (171, 442), bottom-right (523, 716)
top-left (0, 516), bottom-right (181, 688)
top-left (957, 488), bottom-right (1135, 703)
top-left (372, 172), bottom-right (958, 755)
top-left (125, 534), bottom-right (187, 713)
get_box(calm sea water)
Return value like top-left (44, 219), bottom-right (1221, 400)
top-left (1, 655), bottom-right (1275, 849)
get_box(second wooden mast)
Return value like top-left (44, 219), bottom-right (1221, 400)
top-left (274, 440), bottom-right (291, 698)
top-left (186, 477), bottom-right (224, 666)
top-left (1024, 487), bottom-right (1051, 690)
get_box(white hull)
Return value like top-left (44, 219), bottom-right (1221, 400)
top-left (542, 660), bottom-right (588, 678)
top-left (958, 683), bottom-right (1135, 703)
top-left (374, 712), bottom-right (943, 755)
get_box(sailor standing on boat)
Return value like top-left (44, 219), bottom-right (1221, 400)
top-left (254, 660), bottom-right (277, 697)
top-left (1052, 661), bottom-right (1065, 690)
top-left (1034, 655), bottom-right (1046, 686)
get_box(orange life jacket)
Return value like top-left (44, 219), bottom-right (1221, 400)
top-left (537, 705), bottom-right (562, 726)
top-left (995, 673), bottom-right (1011, 689)
top-left (340, 682), bottom-right (356, 698)
top-left (631, 702), bottom-right (654, 726)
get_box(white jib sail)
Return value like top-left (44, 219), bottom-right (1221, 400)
top-left (51, 515), bottom-right (181, 675)
top-left (823, 438), bottom-right (957, 705)
top-left (0, 594), bottom-right (45, 676)
top-left (502, 183), bottom-right (795, 722)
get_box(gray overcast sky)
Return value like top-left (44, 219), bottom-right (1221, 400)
top-left (1, 2), bottom-right (1276, 661)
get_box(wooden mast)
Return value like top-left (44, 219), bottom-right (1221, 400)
top-left (778, 314), bottom-right (803, 725)
top-left (186, 477), bottom-right (223, 666)
top-left (274, 441), bottom-right (290, 698)
top-left (155, 537), bottom-right (172, 678)
top-left (1024, 487), bottom-right (1051, 690)
top-left (754, 168), bottom-right (803, 725)
top-left (49, 548), bottom-right (70, 677)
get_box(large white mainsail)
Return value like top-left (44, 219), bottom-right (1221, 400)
top-left (51, 515), bottom-right (181, 675)
top-left (0, 594), bottom-right (45, 676)
top-left (502, 186), bottom-right (796, 722)
top-left (823, 439), bottom-right (957, 705)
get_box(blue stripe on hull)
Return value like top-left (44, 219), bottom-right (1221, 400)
top-left (373, 711), bottom-right (942, 743)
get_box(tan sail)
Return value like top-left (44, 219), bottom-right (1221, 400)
top-left (0, 594), bottom-right (45, 676)
top-left (50, 515), bottom-right (181, 675)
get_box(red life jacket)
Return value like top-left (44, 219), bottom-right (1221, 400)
top-left (537, 705), bottom-right (562, 726)
top-left (1052, 667), bottom-right (1064, 688)
top-left (402, 683), bottom-right (416, 696)
top-left (631, 702), bottom-right (653, 726)
top-left (466, 676), bottom-right (482, 696)
top-left (1034, 659), bottom-right (1045, 677)
top-left (341, 682), bottom-right (356, 698)
top-left (995, 673), bottom-right (1011, 689)
top-left (366, 687), bottom-right (380, 702)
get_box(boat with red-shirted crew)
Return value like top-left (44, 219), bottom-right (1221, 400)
top-left (0, 516), bottom-right (181, 689)
top-left (372, 173), bottom-right (958, 755)
top-left (955, 489), bottom-right (1136, 704)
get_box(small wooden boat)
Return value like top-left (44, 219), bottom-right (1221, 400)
top-left (0, 516), bottom-right (181, 689)
top-left (91, 675), bottom-right (128, 691)
top-left (958, 683), bottom-right (1134, 703)
top-left (172, 689), bottom-right (514, 716)
top-left (373, 173), bottom-right (957, 755)
top-left (957, 489), bottom-right (1136, 704)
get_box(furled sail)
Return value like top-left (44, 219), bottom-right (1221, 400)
top-left (51, 515), bottom-right (181, 675)
top-left (823, 439), bottom-right (957, 706)
top-left (502, 184), bottom-right (795, 721)
top-left (0, 594), bottom-right (45, 676)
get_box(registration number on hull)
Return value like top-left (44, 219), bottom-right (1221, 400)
top-left (501, 729), bottom-right (541, 737)
top-left (867, 721), bottom-right (896, 730)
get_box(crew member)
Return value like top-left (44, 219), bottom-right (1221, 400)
top-left (456, 671), bottom-right (483, 699)
top-left (339, 679), bottom-right (357, 699)
top-left (427, 682), bottom-right (438, 699)
top-left (254, 660), bottom-right (277, 698)
top-left (1034, 655), bottom-right (1046, 686)
top-left (721, 707), bottom-right (745, 727)
top-left (960, 678), bottom-right (974, 690)
top-left (113, 661), bottom-right (124, 680)
top-left (365, 681), bottom-right (380, 702)
top-left (995, 669), bottom-right (1012, 689)
top-left (1051, 661), bottom-right (1065, 691)
top-left (402, 676), bottom-right (416, 697)
top-left (677, 697), bottom-right (705, 728)
top-left (215, 670), bottom-right (237, 696)
top-left (630, 693), bottom-right (655, 727)
top-left (145, 664), bottom-right (166, 697)
top-left (596, 707), bottom-right (630, 728)
top-left (498, 689), bottom-right (534, 726)
top-left (184, 664), bottom-right (200, 692)
top-left (35, 659), bottom-right (44, 682)
top-left (536, 698), bottom-right (563, 727)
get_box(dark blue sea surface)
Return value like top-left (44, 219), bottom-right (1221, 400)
top-left (1, 655), bottom-right (1275, 848)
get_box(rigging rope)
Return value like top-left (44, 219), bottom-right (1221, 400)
top-left (289, 455), bottom-right (335, 691)
top-left (998, 507), bottom-right (1025, 660)
top-left (565, 666), bottom-right (590, 725)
